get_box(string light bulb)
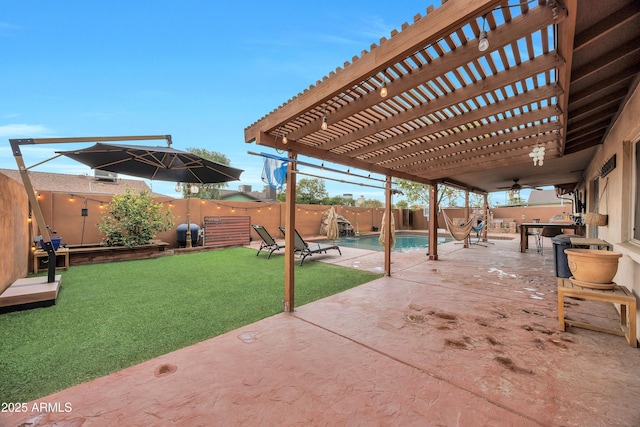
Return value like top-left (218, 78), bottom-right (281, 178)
top-left (478, 14), bottom-right (489, 52)
top-left (380, 68), bottom-right (388, 97)
top-left (277, 125), bottom-right (288, 144)
top-left (321, 107), bottom-right (328, 130)
top-left (478, 31), bottom-right (489, 51)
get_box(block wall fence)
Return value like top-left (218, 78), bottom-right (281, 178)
top-left (3, 185), bottom-right (567, 291)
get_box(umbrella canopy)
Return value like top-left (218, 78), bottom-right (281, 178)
top-left (57, 143), bottom-right (243, 184)
top-left (379, 211), bottom-right (396, 248)
top-left (326, 206), bottom-right (339, 241)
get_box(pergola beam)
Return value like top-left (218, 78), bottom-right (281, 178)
top-left (556, 0), bottom-right (578, 154)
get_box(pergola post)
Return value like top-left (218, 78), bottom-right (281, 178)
top-left (283, 151), bottom-right (297, 312)
top-left (464, 190), bottom-right (470, 248)
top-left (384, 176), bottom-right (392, 276)
top-left (483, 195), bottom-right (489, 242)
top-left (428, 183), bottom-right (439, 260)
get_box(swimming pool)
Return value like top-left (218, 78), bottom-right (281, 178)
top-left (318, 233), bottom-right (452, 253)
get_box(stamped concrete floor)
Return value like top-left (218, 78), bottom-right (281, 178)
top-left (4, 235), bottom-right (640, 426)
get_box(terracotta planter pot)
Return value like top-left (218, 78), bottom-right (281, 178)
top-left (564, 248), bottom-right (622, 285)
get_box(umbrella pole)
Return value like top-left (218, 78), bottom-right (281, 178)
top-left (186, 194), bottom-right (192, 248)
top-left (10, 139), bottom-right (57, 283)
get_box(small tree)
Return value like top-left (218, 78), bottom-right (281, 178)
top-left (323, 195), bottom-right (356, 206)
top-left (183, 147), bottom-right (232, 200)
top-left (98, 188), bottom-right (173, 247)
top-left (359, 198), bottom-right (383, 208)
top-left (394, 200), bottom-right (409, 209)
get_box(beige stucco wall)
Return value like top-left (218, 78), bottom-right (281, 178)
top-left (580, 82), bottom-right (640, 340)
top-left (0, 173), bottom-right (30, 293)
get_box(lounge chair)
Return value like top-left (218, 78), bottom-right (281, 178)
top-left (278, 226), bottom-right (341, 266)
top-left (251, 224), bottom-right (284, 259)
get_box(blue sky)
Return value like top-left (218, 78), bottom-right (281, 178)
top-left (2, 1), bottom-right (527, 203)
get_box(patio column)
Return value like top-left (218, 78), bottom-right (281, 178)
top-left (284, 151), bottom-right (297, 312)
top-left (483, 195), bottom-right (489, 242)
top-left (464, 190), bottom-right (470, 248)
top-left (428, 183), bottom-right (439, 260)
top-left (384, 176), bottom-right (392, 276)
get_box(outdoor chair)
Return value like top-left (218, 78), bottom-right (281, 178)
top-left (526, 229), bottom-right (543, 254)
top-left (537, 225), bottom-right (564, 255)
top-left (278, 226), bottom-right (342, 266)
top-left (469, 221), bottom-right (491, 247)
top-left (251, 224), bottom-right (284, 259)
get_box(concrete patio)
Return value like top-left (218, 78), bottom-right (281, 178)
top-left (3, 234), bottom-right (640, 426)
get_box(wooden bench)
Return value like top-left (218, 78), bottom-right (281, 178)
top-left (558, 277), bottom-right (637, 347)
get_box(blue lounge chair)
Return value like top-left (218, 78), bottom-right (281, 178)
top-left (252, 224), bottom-right (284, 259)
top-left (278, 226), bottom-right (341, 266)
top-left (470, 221), bottom-right (487, 246)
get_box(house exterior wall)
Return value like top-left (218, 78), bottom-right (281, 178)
top-left (579, 83), bottom-right (640, 341)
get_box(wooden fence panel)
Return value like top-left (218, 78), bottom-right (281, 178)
top-left (203, 216), bottom-right (251, 247)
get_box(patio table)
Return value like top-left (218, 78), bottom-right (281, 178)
top-left (519, 222), bottom-right (584, 253)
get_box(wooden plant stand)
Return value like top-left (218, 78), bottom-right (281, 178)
top-left (558, 277), bottom-right (637, 348)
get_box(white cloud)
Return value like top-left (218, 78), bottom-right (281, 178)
top-left (0, 124), bottom-right (53, 138)
top-left (0, 22), bottom-right (20, 34)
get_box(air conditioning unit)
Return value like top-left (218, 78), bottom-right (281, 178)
top-left (94, 169), bottom-right (118, 182)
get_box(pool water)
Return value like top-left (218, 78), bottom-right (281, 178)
top-left (319, 233), bottom-right (452, 253)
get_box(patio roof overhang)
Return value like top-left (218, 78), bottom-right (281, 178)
top-left (244, 0), bottom-right (640, 195)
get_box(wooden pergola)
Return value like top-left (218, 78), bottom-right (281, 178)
top-left (244, 0), bottom-right (640, 311)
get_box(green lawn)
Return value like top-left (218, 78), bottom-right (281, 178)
top-left (0, 247), bottom-right (381, 402)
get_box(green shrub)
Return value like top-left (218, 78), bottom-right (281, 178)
top-left (98, 188), bottom-right (173, 247)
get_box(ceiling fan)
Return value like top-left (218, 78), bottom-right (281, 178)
top-left (497, 178), bottom-right (542, 192)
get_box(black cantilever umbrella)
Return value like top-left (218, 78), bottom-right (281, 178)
top-left (57, 142), bottom-right (243, 183)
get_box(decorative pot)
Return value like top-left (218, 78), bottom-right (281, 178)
top-left (564, 248), bottom-right (621, 286)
